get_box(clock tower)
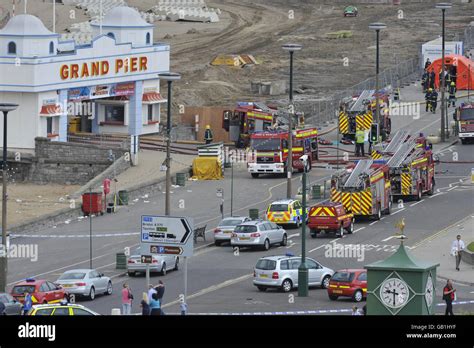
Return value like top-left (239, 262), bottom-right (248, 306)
top-left (365, 241), bottom-right (439, 315)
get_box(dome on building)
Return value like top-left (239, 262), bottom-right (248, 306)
top-left (92, 6), bottom-right (152, 28)
top-left (0, 14), bottom-right (57, 36)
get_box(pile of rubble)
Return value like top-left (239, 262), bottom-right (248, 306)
top-left (150, 0), bottom-right (220, 23)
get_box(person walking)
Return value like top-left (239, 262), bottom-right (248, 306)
top-left (443, 279), bottom-right (456, 315)
top-left (425, 88), bottom-right (432, 112)
top-left (429, 71), bottom-right (436, 90)
top-left (430, 89), bottom-right (438, 113)
top-left (355, 128), bottom-right (365, 157)
top-left (451, 234), bottom-right (465, 271)
top-left (121, 283), bottom-right (133, 315)
top-left (149, 293), bottom-right (161, 315)
top-left (147, 284), bottom-right (156, 303)
top-left (140, 292), bottom-right (150, 316)
top-left (22, 292), bottom-right (32, 315)
top-left (204, 125), bottom-right (213, 144)
top-left (448, 82), bottom-right (457, 107)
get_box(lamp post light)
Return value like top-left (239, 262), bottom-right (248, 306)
top-left (369, 23), bottom-right (386, 143)
top-left (282, 43), bottom-right (302, 199)
top-left (436, 3), bottom-right (452, 143)
top-left (298, 155), bottom-right (309, 297)
top-left (0, 103), bottom-right (19, 293)
top-left (158, 72), bottom-right (181, 216)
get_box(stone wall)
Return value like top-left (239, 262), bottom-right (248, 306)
top-left (29, 137), bottom-right (130, 185)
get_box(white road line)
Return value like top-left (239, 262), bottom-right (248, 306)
top-left (369, 221), bottom-right (378, 226)
top-left (391, 208), bottom-right (406, 215)
top-left (380, 217), bottom-right (386, 221)
top-left (288, 233), bottom-right (300, 238)
top-left (329, 238), bottom-right (340, 243)
top-left (429, 192), bottom-right (445, 199)
top-left (353, 227), bottom-right (365, 233)
top-left (382, 236), bottom-right (395, 242)
top-left (447, 186), bottom-right (458, 191)
top-left (449, 183), bottom-right (457, 188)
top-left (286, 243), bottom-right (297, 249)
top-left (309, 244), bottom-right (326, 253)
top-left (410, 199), bottom-right (425, 207)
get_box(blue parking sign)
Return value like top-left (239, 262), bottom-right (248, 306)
top-left (142, 233), bottom-right (149, 241)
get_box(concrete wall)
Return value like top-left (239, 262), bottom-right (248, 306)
top-left (180, 106), bottom-right (232, 143)
top-left (29, 137), bottom-right (130, 185)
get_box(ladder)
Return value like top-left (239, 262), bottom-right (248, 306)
top-left (383, 129), bottom-right (411, 154)
top-left (387, 139), bottom-right (417, 168)
top-left (344, 159), bottom-right (374, 188)
top-left (349, 90), bottom-right (375, 113)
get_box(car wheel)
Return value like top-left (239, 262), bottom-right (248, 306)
top-left (353, 289), bottom-right (363, 303)
top-left (346, 219), bottom-right (354, 234)
top-left (161, 263), bottom-right (167, 276)
top-left (310, 229), bottom-right (318, 238)
top-left (280, 234), bottom-right (288, 246)
top-left (384, 199), bottom-right (392, 215)
top-left (174, 257), bottom-right (179, 271)
top-left (257, 286), bottom-right (267, 292)
top-left (281, 279), bottom-right (293, 293)
top-left (328, 294), bottom-right (338, 301)
top-left (214, 240), bottom-right (221, 246)
top-left (373, 205), bottom-right (381, 220)
top-left (127, 271), bottom-right (136, 277)
top-left (105, 282), bottom-right (113, 295)
top-left (321, 275), bottom-right (331, 289)
top-left (338, 224), bottom-right (344, 238)
top-left (263, 239), bottom-right (270, 251)
top-left (251, 173), bottom-right (259, 178)
top-left (89, 287), bottom-right (95, 301)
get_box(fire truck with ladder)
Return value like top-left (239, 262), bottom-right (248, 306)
top-left (247, 127), bottom-right (319, 178)
top-left (222, 102), bottom-right (278, 148)
top-left (454, 102), bottom-right (474, 144)
top-left (330, 159), bottom-right (392, 220)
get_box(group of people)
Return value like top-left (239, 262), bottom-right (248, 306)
top-left (422, 58), bottom-right (458, 113)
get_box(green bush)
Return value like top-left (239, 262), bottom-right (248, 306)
top-left (468, 242), bottom-right (474, 253)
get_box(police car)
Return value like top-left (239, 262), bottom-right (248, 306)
top-left (266, 199), bottom-right (307, 227)
top-left (27, 303), bottom-right (100, 316)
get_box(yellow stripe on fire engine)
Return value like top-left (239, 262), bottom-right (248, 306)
top-left (339, 111), bottom-right (349, 134)
top-left (247, 112), bottom-right (273, 121)
top-left (330, 188), bottom-right (342, 202)
top-left (351, 192), bottom-right (361, 214)
top-left (283, 148), bottom-right (303, 152)
top-left (370, 171), bottom-right (384, 184)
top-left (341, 192), bottom-right (352, 211)
top-left (401, 173), bottom-right (411, 195)
top-left (371, 150), bottom-right (383, 159)
top-left (411, 157), bottom-right (428, 166)
top-left (385, 181), bottom-right (391, 189)
top-left (256, 152), bottom-right (275, 156)
top-left (360, 190), bottom-right (372, 215)
top-left (296, 129), bottom-right (318, 138)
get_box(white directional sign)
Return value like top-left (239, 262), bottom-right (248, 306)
top-left (140, 215), bottom-right (194, 257)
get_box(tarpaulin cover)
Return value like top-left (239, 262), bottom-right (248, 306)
top-left (192, 157), bottom-right (223, 180)
top-left (427, 54), bottom-right (474, 90)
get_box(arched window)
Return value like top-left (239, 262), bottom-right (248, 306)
top-left (8, 41), bottom-right (16, 54)
top-left (49, 41), bottom-right (54, 54)
top-left (107, 32), bottom-right (115, 39)
top-left (146, 32), bottom-right (151, 44)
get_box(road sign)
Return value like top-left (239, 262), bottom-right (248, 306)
top-left (141, 215), bottom-right (194, 257)
top-left (216, 188), bottom-right (223, 198)
top-left (141, 255), bottom-right (153, 264)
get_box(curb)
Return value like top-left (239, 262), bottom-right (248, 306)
top-left (437, 274), bottom-right (474, 287)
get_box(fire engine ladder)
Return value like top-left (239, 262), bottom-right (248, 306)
top-left (253, 102), bottom-right (273, 113)
top-left (349, 90), bottom-right (375, 112)
top-left (343, 159), bottom-right (374, 188)
top-left (383, 130), bottom-right (411, 154)
top-left (387, 139), bottom-right (417, 168)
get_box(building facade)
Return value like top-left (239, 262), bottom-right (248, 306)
top-left (0, 7), bottom-right (170, 151)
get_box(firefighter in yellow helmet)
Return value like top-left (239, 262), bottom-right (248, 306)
top-left (425, 88), bottom-right (433, 112)
top-left (204, 125), bottom-right (213, 144)
top-left (448, 81), bottom-right (456, 107)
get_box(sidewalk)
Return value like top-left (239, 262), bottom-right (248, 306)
top-left (411, 215), bottom-right (474, 286)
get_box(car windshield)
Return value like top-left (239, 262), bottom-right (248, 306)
top-left (219, 219), bottom-right (244, 227)
top-left (459, 108), bottom-right (474, 121)
top-left (256, 259), bottom-right (277, 270)
top-left (234, 225), bottom-right (257, 233)
top-left (0, 295), bottom-right (9, 303)
top-left (12, 285), bottom-right (36, 295)
top-left (331, 272), bottom-right (355, 282)
top-left (250, 138), bottom-right (281, 151)
top-left (58, 272), bottom-right (86, 280)
top-left (269, 204), bottom-right (288, 212)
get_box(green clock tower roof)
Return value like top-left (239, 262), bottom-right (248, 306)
top-left (365, 244), bottom-right (439, 272)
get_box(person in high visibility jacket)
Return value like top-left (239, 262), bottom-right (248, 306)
top-left (355, 129), bottom-right (365, 157)
top-left (204, 125), bottom-right (213, 144)
top-left (448, 81), bottom-right (457, 107)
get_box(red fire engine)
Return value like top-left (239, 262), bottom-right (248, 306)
top-left (247, 127), bottom-right (319, 178)
top-left (454, 102), bottom-right (474, 144)
top-left (330, 159), bottom-right (392, 220)
top-left (222, 102), bottom-right (278, 148)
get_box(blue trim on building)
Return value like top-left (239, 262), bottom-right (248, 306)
top-left (128, 81), bottom-right (144, 136)
top-left (0, 34), bottom-right (60, 38)
top-left (58, 90), bottom-right (68, 142)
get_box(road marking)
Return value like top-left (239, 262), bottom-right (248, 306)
top-left (380, 217), bottom-right (386, 221)
top-left (309, 244), bottom-right (326, 253)
top-left (353, 227), bottom-right (365, 233)
top-left (449, 183), bottom-right (457, 188)
top-left (288, 233), bottom-right (300, 238)
top-left (391, 208), bottom-right (406, 215)
top-left (369, 221), bottom-right (378, 226)
top-left (410, 199), bottom-right (425, 207)
top-left (447, 186), bottom-right (458, 192)
top-left (286, 242), bottom-right (298, 249)
top-left (429, 192), bottom-right (445, 199)
top-left (382, 236), bottom-right (396, 242)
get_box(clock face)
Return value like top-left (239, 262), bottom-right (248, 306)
top-left (425, 274), bottom-right (434, 308)
top-left (379, 277), bottom-right (410, 309)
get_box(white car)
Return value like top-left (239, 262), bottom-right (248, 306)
top-left (55, 269), bottom-right (113, 301)
top-left (127, 249), bottom-right (179, 276)
top-left (230, 220), bottom-right (287, 251)
top-left (214, 216), bottom-right (251, 246)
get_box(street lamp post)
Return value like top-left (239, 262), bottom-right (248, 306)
top-left (369, 23), bottom-right (386, 143)
top-left (0, 103), bottom-right (19, 293)
top-left (436, 3), bottom-right (452, 143)
top-left (158, 72), bottom-right (181, 216)
top-left (298, 155), bottom-right (309, 297)
top-left (282, 44), bottom-right (302, 199)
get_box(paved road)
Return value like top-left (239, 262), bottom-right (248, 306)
top-left (5, 83), bottom-right (474, 315)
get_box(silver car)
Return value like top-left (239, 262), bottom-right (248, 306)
top-left (127, 249), bottom-right (179, 276)
top-left (55, 269), bottom-right (113, 301)
top-left (0, 293), bottom-right (22, 315)
top-left (230, 220), bottom-right (287, 251)
top-left (214, 216), bottom-right (251, 246)
top-left (253, 254), bottom-right (334, 292)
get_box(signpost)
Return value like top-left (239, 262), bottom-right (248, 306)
top-left (141, 255), bottom-right (153, 289)
top-left (216, 188), bottom-right (224, 219)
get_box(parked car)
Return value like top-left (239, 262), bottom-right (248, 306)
top-left (0, 293), bottom-right (22, 315)
top-left (308, 202), bottom-right (354, 238)
top-left (55, 269), bottom-right (112, 301)
top-left (28, 303), bottom-right (99, 316)
top-left (230, 220), bottom-right (287, 251)
top-left (10, 278), bottom-right (67, 305)
top-left (253, 254), bottom-right (334, 292)
top-left (327, 269), bottom-right (367, 302)
top-left (266, 199), bottom-right (307, 228)
top-left (214, 216), bottom-right (251, 246)
top-left (343, 5), bottom-right (358, 17)
top-left (127, 248), bottom-right (179, 276)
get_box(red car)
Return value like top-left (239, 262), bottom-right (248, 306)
top-left (10, 278), bottom-right (67, 305)
top-left (308, 202), bottom-right (354, 238)
top-left (327, 269), bottom-right (367, 302)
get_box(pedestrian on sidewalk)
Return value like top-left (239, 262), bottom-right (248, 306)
top-left (147, 284), bottom-right (157, 303)
top-left (180, 302), bottom-right (188, 315)
top-left (443, 279), bottom-right (456, 315)
top-left (149, 293), bottom-right (161, 315)
top-left (22, 292), bottom-right (32, 315)
top-left (140, 292), bottom-right (150, 316)
top-left (121, 283), bottom-right (133, 315)
top-left (154, 280), bottom-right (165, 303)
top-left (451, 234), bottom-right (465, 271)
